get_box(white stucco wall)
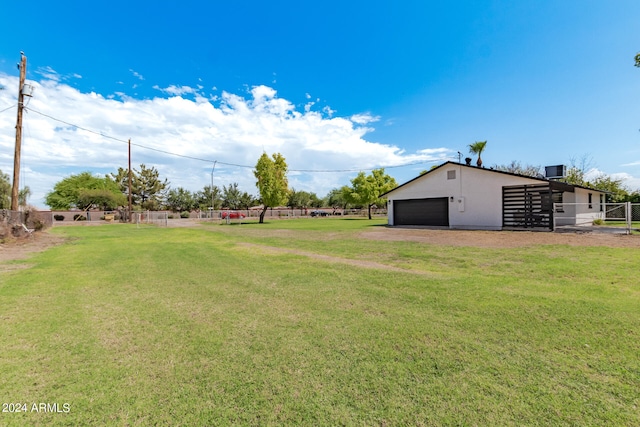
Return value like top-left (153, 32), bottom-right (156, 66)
top-left (387, 164), bottom-right (542, 230)
top-left (555, 188), bottom-right (605, 226)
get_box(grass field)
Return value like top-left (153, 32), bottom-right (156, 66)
top-left (1, 218), bottom-right (639, 425)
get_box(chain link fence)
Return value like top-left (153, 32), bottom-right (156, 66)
top-left (553, 203), bottom-right (639, 234)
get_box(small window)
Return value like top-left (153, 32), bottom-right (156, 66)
top-left (588, 193), bottom-right (593, 209)
top-left (447, 170), bottom-right (456, 180)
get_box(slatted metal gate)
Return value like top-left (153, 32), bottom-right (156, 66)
top-left (503, 183), bottom-right (568, 230)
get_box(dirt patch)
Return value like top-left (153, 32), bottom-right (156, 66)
top-left (238, 243), bottom-right (432, 274)
top-left (360, 227), bottom-right (640, 248)
top-left (0, 232), bottom-right (66, 270)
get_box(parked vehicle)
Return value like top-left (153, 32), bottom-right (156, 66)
top-left (310, 210), bottom-right (329, 217)
top-left (221, 211), bottom-right (246, 219)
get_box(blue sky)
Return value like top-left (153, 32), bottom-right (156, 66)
top-left (0, 1), bottom-right (639, 208)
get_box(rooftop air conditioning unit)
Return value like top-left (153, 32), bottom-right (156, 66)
top-left (545, 165), bottom-right (566, 180)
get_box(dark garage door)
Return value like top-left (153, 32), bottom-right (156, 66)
top-left (393, 198), bottom-right (449, 226)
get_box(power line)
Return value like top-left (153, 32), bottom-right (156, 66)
top-left (0, 104), bottom-right (16, 114)
top-left (24, 107), bottom-right (447, 173)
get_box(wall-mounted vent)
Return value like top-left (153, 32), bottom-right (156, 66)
top-left (545, 165), bottom-right (566, 179)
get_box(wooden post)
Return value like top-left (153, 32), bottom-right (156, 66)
top-left (11, 53), bottom-right (27, 211)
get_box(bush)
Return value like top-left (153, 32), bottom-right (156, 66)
top-left (54, 214), bottom-right (65, 221)
top-left (73, 214), bottom-right (87, 221)
top-left (180, 211), bottom-right (190, 219)
top-left (593, 218), bottom-right (605, 226)
top-left (168, 214), bottom-right (174, 219)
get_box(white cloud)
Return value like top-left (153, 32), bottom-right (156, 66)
top-left (35, 66), bottom-right (60, 81)
top-left (153, 84), bottom-right (200, 96)
top-left (350, 113), bottom-right (380, 125)
top-left (0, 73), bottom-right (451, 208)
top-left (129, 69), bottom-right (145, 80)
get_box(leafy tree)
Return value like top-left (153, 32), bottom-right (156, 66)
top-left (345, 168), bottom-right (397, 219)
top-left (110, 164), bottom-right (169, 210)
top-left (165, 187), bottom-right (196, 212)
top-left (628, 191), bottom-right (640, 203)
top-left (308, 192), bottom-right (323, 208)
top-left (468, 141), bottom-right (487, 167)
top-left (493, 161), bottom-right (541, 177)
top-left (222, 183), bottom-right (243, 209)
top-left (18, 186), bottom-right (31, 207)
top-left (45, 172), bottom-right (125, 210)
top-left (0, 170), bottom-right (11, 209)
top-left (590, 174), bottom-right (629, 202)
top-left (77, 188), bottom-right (125, 210)
top-left (326, 186), bottom-right (351, 210)
top-left (238, 192), bottom-right (256, 209)
top-left (254, 152), bottom-right (289, 223)
top-left (136, 164), bottom-right (169, 210)
top-left (288, 188), bottom-right (311, 210)
top-left (560, 155), bottom-right (631, 202)
top-left (561, 155), bottom-right (594, 187)
top-left (635, 52), bottom-right (640, 67)
top-left (195, 185), bottom-right (222, 210)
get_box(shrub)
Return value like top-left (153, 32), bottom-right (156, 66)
top-left (593, 218), bottom-right (605, 226)
top-left (73, 214), bottom-right (87, 221)
top-left (54, 214), bottom-right (65, 221)
top-left (168, 214), bottom-right (174, 219)
top-left (180, 211), bottom-right (190, 219)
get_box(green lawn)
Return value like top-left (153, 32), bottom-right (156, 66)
top-left (1, 219), bottom-right (638, 426)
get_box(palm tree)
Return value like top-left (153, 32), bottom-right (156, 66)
top-left (468, 141), bottom-right (487, 167)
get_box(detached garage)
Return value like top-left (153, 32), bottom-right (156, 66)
top-left (393, 198), bottom-right (449, 226)
top-left (383, 161), bottom-right (606, 231)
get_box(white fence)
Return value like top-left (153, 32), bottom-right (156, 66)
top-left (553, 202), bottom-right (639, 234)
top-left (195, 208), bottom-right (386, 220)
top-left (133, 211), bottom-right (168, 227)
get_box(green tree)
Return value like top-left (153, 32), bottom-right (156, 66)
top-left (561, 155), bottom-right (594, 187)
top-left (222, 183), bottom-right (243, 209)
top-left (308, 192), bottom-right (323, 208)
top-left (165, 187), bottom-right (196, 212)
top-left (468, 141), bottom-right (487, 167)
top-left (326, 186), bottom-right (350, 211)
top-left (590, 174), bottom-right (629, 202)
top-left (0, 170), bottom-right (11, 209)
top-left (254, 152), bottom-right (289, 223)
top-left (195, 185), bottom-right (222, 210)
top-left (110, 164), bottom-right (169, 210)
top-left (560, 156), bottom-right (630, 202)
top-left (18, 186), bottom-right (31, 207)
top-left (238, 192), bottom-right (256, 210)
top-left (346, 168), bottom-right (397, 219)
top-left (288, 188), bottom-right (312, 210)
top-left (45, 172), bottom-right (125, 210)
top-left (136, 164), bottom-right (169, 210)
top-left (635, 52), bottom-right (640, 67)
top-left (77, 188), bottom-right (125, 210)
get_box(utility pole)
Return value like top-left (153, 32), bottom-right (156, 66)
top-left (11, 52), bottom-right (27, 211)
top-left (211, 161), bottom-right (216, 219)
top-left (128, 139), bottom-right (133, 222)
